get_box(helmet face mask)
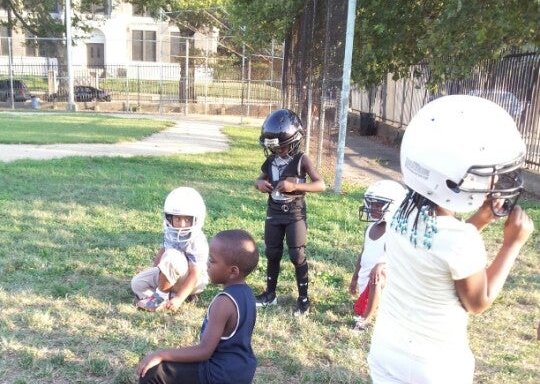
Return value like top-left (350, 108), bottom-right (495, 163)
top-left (359, 180), bottom-right (407, 223)
top-left (163, 187), bottom-right (206, 242)
top-left (164, 214), bottom-right (196, 238)
top-left (359, 196), bottom-right (392, 222)
top-left (456, 159), bottom-right (524, 217)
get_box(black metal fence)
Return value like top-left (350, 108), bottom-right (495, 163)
top-left (0, 35), bottom-right (284, 118)
top-left (351, 51), bottom-right (540, 172)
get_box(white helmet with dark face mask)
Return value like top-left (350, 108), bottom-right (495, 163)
top-left (163, 187), bottom-right (206, 243)
top-left (400, 95), bottom-right (525, 215)
top-left (359, 180), bottom-right (407, 222)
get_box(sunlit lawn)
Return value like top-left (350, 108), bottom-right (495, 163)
top-left (0, 115), bottom-right (538, 383)
top-left (0, 112), bottom-right (173, 144)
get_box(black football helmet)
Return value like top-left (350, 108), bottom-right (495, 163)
top-left (259, 109), bottom-right (304, 157)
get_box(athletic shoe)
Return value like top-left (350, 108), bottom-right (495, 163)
top-left (136, 292), bottom-right (167, 312)
top-left (255, 291), bottom-right (277, 307)
top-left (294, 296), bottom-right (310, 316)
top-left (352, 317), bottom-right (369, 332)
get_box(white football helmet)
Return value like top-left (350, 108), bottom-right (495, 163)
top-left (163, 187), bottom-right (206, 242)
top-left (401, 95), bottom-right (525, 214)
top-left (359, 180), bottom-right (407, 222)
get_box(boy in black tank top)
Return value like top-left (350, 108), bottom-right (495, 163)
top-left (254, 109), bottom-right (326, 315)
top-left (137, 230), bottom-right (259, 384)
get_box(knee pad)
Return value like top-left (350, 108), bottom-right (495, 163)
top-left (266, 246), bottom-right (283, 263)
top-left (288, 246), bottom-right (306, 266)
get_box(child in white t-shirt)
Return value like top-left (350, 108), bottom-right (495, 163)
top-left (368, 96), bottom-right (534, 384)
top-left (349, 180), bottom-right (406, 331)
top-left (131, 187), bottom-right (209, 312)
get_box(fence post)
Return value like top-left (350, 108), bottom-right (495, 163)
top-left (184, 38), bottom-right (189, 115)
top-left (241, 43), bottom-right (245, 124)
top-left (247, 57), bottom-right (251, 117)
top-left (204, 36), bottom-right (209, 115)
top-left (125, 68), bottom-right (130, 112)
top-left (305, 83), bottom-right (312, 155)
top-left (270, 40), bottom-right (274, 112)
top-left (65, 0), bottom-right (76, 111)
top-left (7, 36), bottom-right (14, 109)
top-left (333, 0), bottom-right (357, 193)
top-left (159, 63), bottom-right (163, 114)
top-left (137, 65), bottom-right (140, 107)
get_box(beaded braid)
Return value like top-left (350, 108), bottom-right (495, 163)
top-left (391, 189), bottom-right (438, 249)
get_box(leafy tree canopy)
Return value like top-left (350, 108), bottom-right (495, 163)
top-left (127, 0), bottom-right (227, 35)
top-left (225, 0), bottom-right (303, 47)
top-left (353, 0), bottom-right (538, 86)
top-left (222, 0), bottom-right (538, 86)
top-left (0, 0), bottom-right (101, 38)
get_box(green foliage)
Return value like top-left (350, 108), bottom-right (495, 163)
top-left (222, 0), bottom-right (539, 86)
top-left (127, 0), bottom-right (227, 34)
top-left (225, 0), bottom-right (304, 49)
top-left (353, 0), bottom-right (538, 86)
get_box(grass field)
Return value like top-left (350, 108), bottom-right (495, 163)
top-left (0, 115), bottom-right (538, 383)
top-left (0, 113), bottom-right (173, 144)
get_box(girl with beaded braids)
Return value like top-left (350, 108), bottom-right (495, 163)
top-left (254, 109), bottom-right (326, 316)
top-left (367, 95), bottom-right (534, 384)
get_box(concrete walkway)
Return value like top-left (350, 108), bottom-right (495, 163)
top-left (1, 112), bottom-right (537, 198)
top-left (342, 131), bottom-right (402, 185)
top-left (0, 112), bottom-right (401, 187)
top-left (0, 116), bottom-right (230, 162)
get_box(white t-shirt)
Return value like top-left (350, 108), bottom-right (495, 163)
top-left (369, 214), bottom-right (486, 382)
top-left (356, 223), bottom-right (386, 294)
top-left (163, 229), bottom-right (209, 287)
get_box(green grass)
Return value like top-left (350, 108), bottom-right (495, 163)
top-left (100, 79), bottom-right (281, 101)
top-left (0, 119), bottom-right (538, 383)
top-left (0, 113), bottom-right (174, 144)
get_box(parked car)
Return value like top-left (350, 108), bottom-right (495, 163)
top-left (0, 79), bottom-right (31, 102)
top-left (48, 85), bottom-right (112, 102)
top-left (467, 90), bottom-right (525, 120)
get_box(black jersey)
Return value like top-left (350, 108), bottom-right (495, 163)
top-left (261, 152), bottom-right (307, 220)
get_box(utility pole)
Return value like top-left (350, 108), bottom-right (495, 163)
top-left (65, 0), bottom-right (76, 111)
top-left (333, 0), bottom-right (357, 193)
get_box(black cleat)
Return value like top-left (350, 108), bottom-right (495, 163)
top-left (294, 296), bottom-right (310, 316)
top-left (255, 291), bottom-right (277, 307)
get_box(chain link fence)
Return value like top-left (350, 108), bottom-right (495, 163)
top-left (282, 0), bottom-right (348, 180)
top-left (0, 35), bottom-right (283, 118)
top-left (283, 0), bottom-right (539, 176)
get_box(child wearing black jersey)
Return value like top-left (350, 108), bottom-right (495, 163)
top-left (254, 109), bottom-right (326, 315)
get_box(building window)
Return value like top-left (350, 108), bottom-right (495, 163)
top-left (170, 32), bottom-right (182, 63)
top-left (132, 30), bottom-right (156, 62)
top-left (0, 27), bottom-right (8, 56)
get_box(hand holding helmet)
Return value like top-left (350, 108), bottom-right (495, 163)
top-left (502, 205), bottom-right (535, 250)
